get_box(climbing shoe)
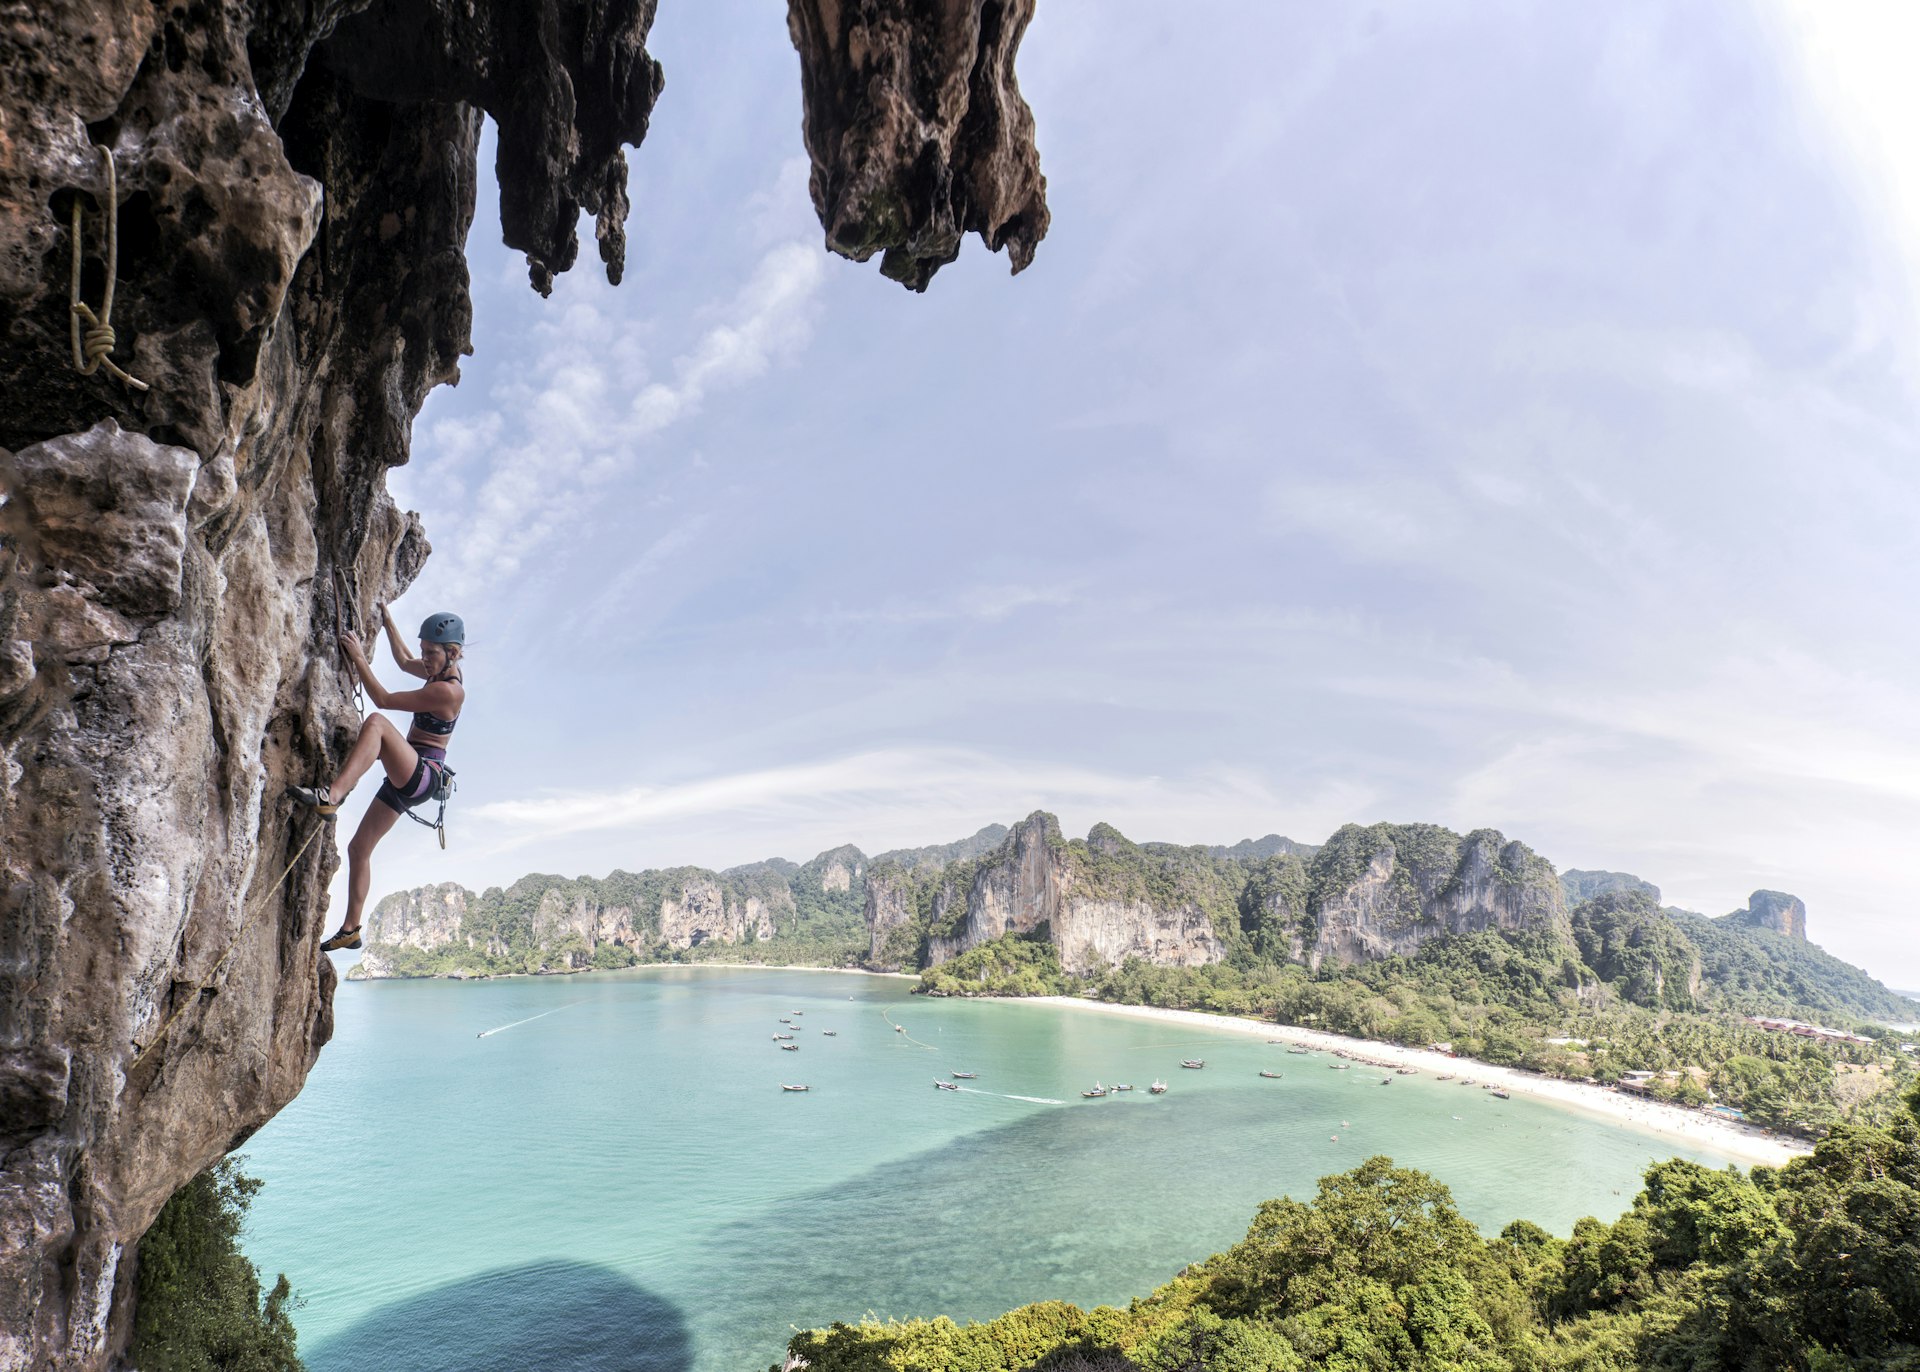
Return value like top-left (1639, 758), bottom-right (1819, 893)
top-left (320, 927), bottom-right (363, 952)
top-left (289, 784), bottom-right (338, 817)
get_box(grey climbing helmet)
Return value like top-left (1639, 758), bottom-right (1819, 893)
top-left (419, 612), bottom-right (465, 645)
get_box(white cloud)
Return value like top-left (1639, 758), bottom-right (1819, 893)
top-left (629, 242), bottom-right (823, 438)
top-left (747, 155), bottom-right (817, 246)
top-left (419, 233), bottom-right (825, 605)
top-left (460, 745), bottom-right (1373, 866)
top-left (1764, 0), bottom-right (1920, 367)
top-left (809, 583), bottom-right (1078, 627)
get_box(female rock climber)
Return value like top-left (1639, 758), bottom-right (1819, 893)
top-left (292, 607), bottom-right (466, 952)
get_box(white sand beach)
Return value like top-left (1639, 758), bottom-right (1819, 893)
top-left (1018, 996), bottom-right (1813, 1169)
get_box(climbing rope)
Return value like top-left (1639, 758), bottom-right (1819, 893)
top-left (130, 818), bottom-right (327, 1070)
top-left (331, 569), bottom-right (366, 714)
top-left (68, 143), bottom-right (149, 392)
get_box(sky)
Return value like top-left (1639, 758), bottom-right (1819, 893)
top-left (350, 0), bottom-right (1920, 987)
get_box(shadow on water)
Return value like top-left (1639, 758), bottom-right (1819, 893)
top-left (307, 1260), bottom-right (690, 1372)
top-left (678, 1097), bottom-right (1257, 1368)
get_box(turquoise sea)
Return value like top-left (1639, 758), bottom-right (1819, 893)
top-left (240, 967), bottom-right (1737, 1371)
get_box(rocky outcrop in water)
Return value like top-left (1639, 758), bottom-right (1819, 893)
top-left (0, 0), bottom-right (1048, 1364)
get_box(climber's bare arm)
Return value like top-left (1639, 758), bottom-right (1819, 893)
top-left (341, 632), bottom-right (463, 715)
top-left (380, 605), bottom-right (430, 678)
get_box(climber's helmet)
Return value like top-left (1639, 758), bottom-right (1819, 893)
top-left (419, 612), bottom-right (465, 646)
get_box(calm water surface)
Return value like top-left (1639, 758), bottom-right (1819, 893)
top-left (240, 967), bottom-right (1735, 1372)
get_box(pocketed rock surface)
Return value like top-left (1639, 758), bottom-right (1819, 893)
top-left (0, 2), bottom-right (1045, 1366)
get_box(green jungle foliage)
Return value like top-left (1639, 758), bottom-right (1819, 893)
top-left (884, 828), bottom-right (1911, 1132)
top-left (1090, 930), bottom-right (1915, 1133)
top-left (131, 1157), bottom-right (302, 1372)
top-left (356, 854), bottom-right (868, 978)
top-left (780, 1083), bottom-right (1920, 1371)
top-left (919, 933), bottom-right (1073, 997)
top-left (1665, 910), bottom-right (1915, 1020)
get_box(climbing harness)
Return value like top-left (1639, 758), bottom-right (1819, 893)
top-left (402, 761), bottom-right (458, 849)
top-left (330, 569), bottom-right (365, 713)
top-left (130, 817), bottom-right (327, 1070)
top-left (68, 144), bottom-right (149, 392)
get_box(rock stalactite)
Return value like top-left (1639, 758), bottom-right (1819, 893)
top-left (0, 2), bottom-right (1048, 1366)
top-left (788, 0), bottom-right (1049, 289)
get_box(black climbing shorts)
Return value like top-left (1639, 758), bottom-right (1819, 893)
top-left (375, 750), bottom-right (446, 814)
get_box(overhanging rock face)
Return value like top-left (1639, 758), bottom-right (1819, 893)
top-left (0, 3), bottom-right (1046, 1367)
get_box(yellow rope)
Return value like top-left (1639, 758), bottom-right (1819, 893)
top-left (131, 819), bottom-right (326, 1070)
top-left (68, 144), bottom-right (150, 392)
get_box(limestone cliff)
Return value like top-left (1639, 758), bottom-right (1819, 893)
top-left (915, 816), bottom-right (1230, 977)
top-left (355, 856), bottom-right (846, 977)
top-left (658, 877), bottom-right (786, 949)
top-left (1719, 889), bottom-right (1809, 942)
top-left (1282, 824), bottom-right (1568, 970)
top-left (0, 2), bottom-right (1048, 1365)
top-left (355, 817), bottom-right (1900, 1032)
top-left (874, 816), bottom-right (1565, 979)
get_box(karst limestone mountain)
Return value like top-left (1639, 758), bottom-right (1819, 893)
top-left (355, 811), bottom-right (1907, 1028)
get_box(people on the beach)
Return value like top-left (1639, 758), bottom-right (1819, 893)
top-left (292, 607), bottom-right (466, 951)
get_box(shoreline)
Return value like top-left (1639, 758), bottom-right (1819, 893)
top-left (345, 957), bottom-right (918, 984)
top-left (344, 958), bottom-right (1811, 1167)
top-left (1014, 996), bottom-right (1813, 1169)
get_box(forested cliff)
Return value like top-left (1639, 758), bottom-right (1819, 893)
top-left (356, 810), bottom-right (1911, 1027)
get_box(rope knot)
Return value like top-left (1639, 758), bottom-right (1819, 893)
top-left (67, 145), bottom-right (150, 393)
top-left (73, 303), bottom-right (117, 368)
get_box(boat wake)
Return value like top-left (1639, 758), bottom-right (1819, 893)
top-left (476, 1003), bottom-right (581, 1038)
top-left (954, 1088), bottom-right (1066, 1105)
top-left (880, 1009), bottom-right (940, 1051)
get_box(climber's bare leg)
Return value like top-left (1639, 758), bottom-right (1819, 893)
top-left (328, 715), bottom-right (419, 805)
top-left (338, 800), bottom-right (403, 934)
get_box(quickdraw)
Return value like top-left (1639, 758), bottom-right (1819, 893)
top-left (403, 762), bottom-right (457, 848)
top-left (330, 568), bottom-right (365, 713)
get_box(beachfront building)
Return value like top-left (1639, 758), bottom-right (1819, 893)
top-left (1745, 1016), bottom-right (1875, 1046)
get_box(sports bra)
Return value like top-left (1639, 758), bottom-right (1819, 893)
top-left (410, 668), bottom-right (463, 737)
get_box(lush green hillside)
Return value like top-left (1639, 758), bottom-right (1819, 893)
top-left (358, 859), bottom-right (853, 978)
top-left (363, 816), bottom-right (1911, 1037)
top-left (1561, 868), bottom-right (1661, 905)
top-left (1667, 909), bottom-right (1915, 1020)
top-left (1209, 834), bottom-right (1318, 862)
top-left (779, 1084), bottom-right (1920, 1372)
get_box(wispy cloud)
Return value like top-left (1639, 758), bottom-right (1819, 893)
top-left (410, 230), bottom-right (825, 605)
top-left (808, 583), bottom-right (1078, 627)
top-left (622, 243), bottom-right (824, 449)
top-left (462, 745), bottom-right (1373, 864)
